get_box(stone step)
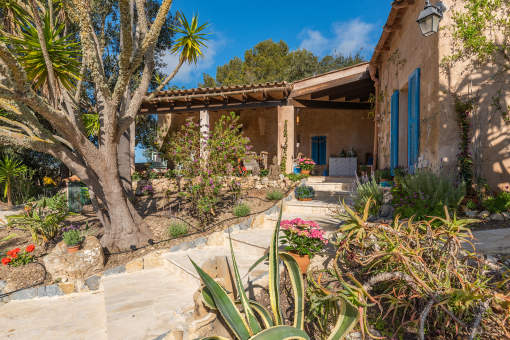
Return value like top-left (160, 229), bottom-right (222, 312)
top-left (313, 190), bottom-right (351, 200)
top-left (163, 246), bottom-right (268, 289)
top-left (308, 182), bottom-right (354, 191)
top-left (285, 199), bottom-right (348, 214)
top-left (226, 228), bottom-right (274, 257)
top-left (102, 269), bottom-right (196, 340)
top-left (306, 176), bottom-right (356, 183)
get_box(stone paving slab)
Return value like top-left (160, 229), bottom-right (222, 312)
top-left (0, 291), bottom-right (107, 340)
top-left (462, 228), bottom-right (510, 255)
top-left (102, 269), bottom-right (196, 340)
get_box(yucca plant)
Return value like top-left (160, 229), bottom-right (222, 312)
top-left (0, 155), bottom-right (27, 205)
top-left (189, 209), bottom-right (360, 339)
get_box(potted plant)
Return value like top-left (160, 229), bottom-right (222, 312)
top-left (294, 185), bottom-right (315, 201)
top-left (360, 164), bottom-right (368, 176)
top-left (280, 218), bottom-right (328, 273)
top-left (62, 223), bottom-right (95, 253)
top-left (393, 165), bottom-right (407, 185)
top-left (297, 157), bottom-right (316, 175)
top-left (379, 167), bottom-right (392, 182)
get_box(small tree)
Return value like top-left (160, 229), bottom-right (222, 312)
top-left (168, 112), bottom-right (251, 221)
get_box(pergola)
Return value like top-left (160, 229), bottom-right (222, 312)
top-left (139, 62), bottom-right (375, 173)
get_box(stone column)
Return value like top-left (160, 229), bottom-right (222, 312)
top-left (200, 110), bottom-right (210, 160)
top-left (277, 105), bottom-right (295, 174)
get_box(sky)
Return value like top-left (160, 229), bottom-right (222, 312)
top-left (136, 0), bottom-right (395, 162)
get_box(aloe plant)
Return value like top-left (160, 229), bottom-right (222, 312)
top-left (190, 209), bottom-right (360, 339)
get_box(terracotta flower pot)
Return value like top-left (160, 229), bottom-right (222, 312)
top-left (300, 170), bottom-right (310, 175)
top-left (289, 251), bottom-right (311, 274)
top-left (297, 198), bottom-right (312, 201)
top-left (66, 245), bottom-right (80, 253)
top-left (360, 171), bottom-right (367, 176)
top-left (380, 178), bottom-right (390, 182)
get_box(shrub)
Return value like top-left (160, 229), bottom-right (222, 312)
top-left (141, 185), bottom-right (155, 196)
top-left (131, 171), bottom-right (143, 180)
top-left (350, 174), bottom-right (382, 215)
top-left (294, 185), bottom-right (315, 199)
top-left (233, 202), bottom-right (250, 217)
top-left (46, 192), bottom-right (68, 217)
top-left (168, 221), bottom-right (188, 238)
top-left (1, 245), bottom-right (35, 267)
top-left (164, 169), bottom-right (176, 179)
top-left (228, 179), bottom-right (242, 198)
top-left (148, 170), bottom-right (158, 179)
top-left (466, 199), bottom-right (477, 210)
top-left (285, 173), bottom-right (308, 182)
top-left (266, 189), bottom-right (284, 201)
top-left (376, 167), bottom-right (392, 180)
top-left (359, 164), bottom-right (368, 172)
top-left (280, 219), bottom-right (327, 258)
top-left (259, 168), bottom-right (269, 177)
top-left (392, 168), bottom-right (466, 220)
top-left (393, 165), bottom-right (407, 178)
top-left (483, 189), bottom-right (510, 214)
top-left (167, 112), bottom-right (250, 221)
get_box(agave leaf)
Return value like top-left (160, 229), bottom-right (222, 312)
top-left (326, 297), bottom-right (360, 340)
top-left (269, 208), bottom-right (284, 326)
top-left (248, 325), bottom-right (310, 340)
top-left (189, 258), bottom-right (251, 340)
top-left (279, 252), bottom-right (305, 330)
top-left (201, 286), bottom-right (217, 309)
top-left (234, 300), bottom-right (274, 329)
top-left (229, 235), bottom-right (262, 335)
top-left (0, 233), bottom-right (16, 243)
top-left (247, 253), bottom-right (269, 275)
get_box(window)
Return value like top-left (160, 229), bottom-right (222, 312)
top-left (408, 68), bottom-right (420, 171)
top-left (391, 91), bottom-right (399, 173)
top-left (311, 136), bottom-right (327, 165)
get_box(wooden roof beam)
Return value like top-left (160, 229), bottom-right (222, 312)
top-left (345, 90), bottom-right (375, 102)
top-left (329, 83), bottom-right (375, 101)
top-left (290, 99), bottom-right (371, 110)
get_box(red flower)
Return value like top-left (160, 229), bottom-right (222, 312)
top-left (6, 250), bottom-right (11, 256)
top-left (2, 257), bottom-right (11, 265)
top-left (12, 248), bottom-right (20, 254)
top-left (26, 245), bottom-right (35, 253)
top-left (242, 167), bottom-right (246, 171)
top-left (10, 254), bottom-right (17, 259)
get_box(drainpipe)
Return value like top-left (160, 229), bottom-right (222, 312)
top-left (369, 64), bottom-right (380, 171)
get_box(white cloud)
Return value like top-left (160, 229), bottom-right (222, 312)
top-left (160, 34), bottom-right (226, 87)
top-left (299, 29), bottom-right (329, 55)
top-left (298, 18), bottom-right (376, 57)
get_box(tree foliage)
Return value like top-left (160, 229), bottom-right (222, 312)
top-left (199, 39), bottom-right (366, 87)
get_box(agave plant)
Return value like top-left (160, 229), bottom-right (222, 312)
top-left (189, 209), bottom-right (360, 340)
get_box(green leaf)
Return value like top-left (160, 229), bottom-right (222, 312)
top-left (248, 325), bottom-right (310, 340)
top-left (196, 337), bottom-right (231, 340)
top-left (278, 252), bottom-right (305, 330)
top-left (269, 208), bottom-right (284, 325)
top-left (189, 258), bottom-right (252, 340)
top-left (234, 300), bottom-right (274, 329)
top-left (326, 298), bottom-right (360, 340)
top-left (229, 235), bottom-right (262, 335)
top-left (201, 286), bottom-right (217, 309)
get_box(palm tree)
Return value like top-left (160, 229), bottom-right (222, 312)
top-left (0, 155), bottom-right (27, 206)
top-left (146, 12), bottom-right (211, 98)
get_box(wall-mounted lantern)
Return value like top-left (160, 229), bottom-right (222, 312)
top-left (416, 0), bottom-right (448, 37)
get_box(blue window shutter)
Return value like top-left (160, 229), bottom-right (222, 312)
top-left (311, 136), bottom-right (319, 164)
top-left (319, 136), bottom-right (327, 165)
top-left (408, 68), bottom-right (420, 171)
top-left (391, 91), bottom-right (399, 174)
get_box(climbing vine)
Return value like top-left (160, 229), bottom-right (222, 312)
top-left (281, 119), bottom-right (288, 173)
top-left (454, 95), bottom-right (477, 188)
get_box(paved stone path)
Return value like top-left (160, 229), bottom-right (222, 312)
top-left (0, 177), bottom-right (355, 339)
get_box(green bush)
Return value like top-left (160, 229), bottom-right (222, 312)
top-left (131, 171), bottom-right (143, 180)
top-left (266, 189), bottom-right (284, 201)
top-left (259, 168), bottom-right (269, 177)
top-left (375, 167), bottom-right (391, 181)
top-left (233, 203), bottom-right (250, 217)
top-left (148, 170), bottom-right (158, 179)
top-left (466, 199), bottom-right (477, 210)
top-left (483, 190), bottom-right (510, 214)
top-left (285, 173), bottom-right (308, 182)
top-left (164, 169), bottom-right (176, 179)
top-left (392, 168), bottom-right (466, 220)
top-left (168, 221), bottom-right (188, 238)
top-left (351, 175), bottom-right (382, 215)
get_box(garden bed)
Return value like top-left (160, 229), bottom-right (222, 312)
top-left (0, 186), bottom-right (291, 292)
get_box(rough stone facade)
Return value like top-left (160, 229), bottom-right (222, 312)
top-left (375, 0), bottom-right (510, 191)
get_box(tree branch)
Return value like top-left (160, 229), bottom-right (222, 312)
top-left (118, 0), bottom-right (134, 72)
top-left (145, 58), bottom-right (184, 101)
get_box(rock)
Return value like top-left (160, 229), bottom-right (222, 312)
top-left (0, 280), bottom-right (6, 291)
top-left (346, 332), bottom-right (363, 340)
top-left (38, 284), bottom-right (64, 298)
top-left (85, 275), bottom-right (101, 291)
top-left (279, 174), bottom-right (284, 181)
top-left (478, 211), bottom-right (490, 219)
top-left (194, 237), bottom-right (207, 246)
top-left (143, 250), bottom-right (164, 270)
top-left (254, 184), bottom-right (262, 190)
top-left (466, 210), bottom-right (479, 218)
top-left (170, 245), bottom-right (181, 252)
top-left (61, 277), bottom-right (68, 283)
top-left (224, 224), bottom-right (241, 234)
top-left (491, 213), bottom-right (505, 221)
top-left (206, 231), bottom-right (225, 246)
top-left (59, 282), bottom-right (75, 294)
top-left (260, 177), bottom-right (269, 185)
top-left (126, 258), bottom-right (144, 273)
top-left (486, 255), bottom-right (498, 263)
top-left (503, 212), bottom-right (510, 220)
top-left (103, 265), bottom-right (126, 277)
top-left (43, 236), bottom-right (105, 281)
top-left (179, 241), bottom-right (195, 251)
top-left (239, 223), bottom-right (249, 231)
top-left (10, 287), bottom-right (38, 300)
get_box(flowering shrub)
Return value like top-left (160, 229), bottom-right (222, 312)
top-left (142, 185), bottom-right (155, 196)
top-left (298, 157), bottom-right (316, 171)
top-left (62, 225), bottom-right (83, 246)
top-left (228, 179), bottom-right (242, 198)
top-left (294, 185), bottom-right (315, 199)
top-left (1, 245), bottom-right (35, 266)
top-left (131, 171), bottom-right (143, 180)
top-left (148, 170), bottom-right (158, 179)
top-left (280, 219), bottom-right (327, 258)
top-left (167, 112), bottom-right (251, 221)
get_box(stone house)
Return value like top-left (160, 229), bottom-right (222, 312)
top-left (369, 0), bottom-right (510, 191)
top-left (142, 62), bottom-right (375, 176)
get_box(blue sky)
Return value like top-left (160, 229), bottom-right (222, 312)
top-left (136, 0), bottom-right (393, 162)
